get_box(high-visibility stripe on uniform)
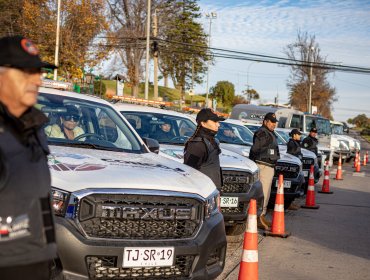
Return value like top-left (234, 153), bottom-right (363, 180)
top-left (274, 204), bottom-right (284, 212)
top-left (308, 185), bottom-right (315, 191)
top-left (247, 214), bottom-right (257, 233)
top-left (242, 249), bottom-right (258, 263)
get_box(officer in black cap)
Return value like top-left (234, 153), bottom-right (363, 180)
top-left (0, 36), bottom-right (57, 279)
top-left (287, 128), bottom-right (303, 160)
top-left (249, 112), bottom-right (280, 230)
top-left (184, 108), bottom-right (225, 188)
top-left (301, 127), bottom-right (319, 156)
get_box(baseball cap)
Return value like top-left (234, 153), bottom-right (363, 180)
top-left (290, 128), bottom-right (301, 136)
top-left (196, 108), bottom-right (225, 124)
top-left (310, 127), bottom-right (318, 133)
top-left (263, 112), bottom-right (278, 123)
top-left (0, 35), bottom-right (56, 69)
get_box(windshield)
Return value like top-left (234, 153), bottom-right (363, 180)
top-left (120, 111), bottom-right (196, 145)
top-left (305, 116), bottom-right (331, 135)
top-left (245, 124), bottom-right (260, 133)
top-left (217, 122), bottom-right (253, 145)
top-left (38, 92), bottom-right (143, 153)
top-left (331, 124), bottom-right (344, 134)
top-left (275, 130), bottom-right (289, 145)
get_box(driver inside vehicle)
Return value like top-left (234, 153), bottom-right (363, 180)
top-left (44, 105), bottom-right (85, 140)
top-left (151, 121), bottom-right (175, 142)
top-left (217, 127), bottom-right (238, 143)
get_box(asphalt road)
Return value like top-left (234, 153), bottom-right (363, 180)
top-left (217, 132), bottom-right (370, 280)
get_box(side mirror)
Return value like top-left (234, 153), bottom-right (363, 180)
top-left (142, 137), bottom-right (160, 154)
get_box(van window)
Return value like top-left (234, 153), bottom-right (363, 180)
top-left (290, 114), bottom-right (302, 129)
top-left (278, 117), bottom-right (287, 128)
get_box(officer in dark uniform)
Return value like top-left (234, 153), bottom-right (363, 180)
top-left (184, 108), bottom-right (225, 188)
top-left (301, 127), bottom-right (319, 156)
top-left (287, 128), bottom-right (303, 160)
top-left (249, 112), bottom-right (280, 230)
top-left (0, 36), bottom-right (57, 279)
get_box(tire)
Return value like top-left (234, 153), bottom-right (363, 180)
top-left (50, 258), bottom-right (65, 280)
top-left (225, 222), bottom-right (246, 236)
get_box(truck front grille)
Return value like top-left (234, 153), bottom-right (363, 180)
top-left (86, 255), bottom-right (194, 279)
top-left (302, 158), bottom-right (314, 170)
top-left (78, 194), bottom-right (203, 240)
top-left (221, 170), bottom-right (253, 193)
top-left (274, 162), bottom-right (300, 179)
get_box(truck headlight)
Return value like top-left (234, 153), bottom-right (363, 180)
top-left (51, 188), bottom-right (70, 217)
top-left (252, 170), bottom-right (259, 183)
top-left (205, 191), bottom-right (220, 219)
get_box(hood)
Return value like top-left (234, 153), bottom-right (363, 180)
top-left (48, 145), bottom-right (216, 198)
top-left (334, 134), bottom-right (357, 150)
top-left (330, 135), bottom-right (350, 151)
top-left (159, 144), bottom-right (258, 173)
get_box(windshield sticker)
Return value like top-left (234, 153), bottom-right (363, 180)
top-left (48, 153), bottom-right (107, 171)
top-left (101, 158), bottom-right (189, 176)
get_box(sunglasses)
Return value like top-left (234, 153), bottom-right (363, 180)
top-left (63, 115), bottom-right (80, 122)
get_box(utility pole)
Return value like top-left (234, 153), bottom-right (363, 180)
top-left (53, 0), bottom-right (61, 80)
top-left (153, 9), bottom-right (159, 100)
top-left (205, 12), bottom-right (217, 108)
top-left (144, 0), bottom-right (152, 100)
top-left (308, 47), bottom-right (314, 114)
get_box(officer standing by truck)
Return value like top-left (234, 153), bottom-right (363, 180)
top-left (249, 112), bottom-right (280, 230)
top-left (287, 128), bottom-right (303, 160)
top-left (0, 36), bottom-right (57, 279)
top-left (301, 127), bottom-right (319, 156)
top-left (184, 108), bottom-right (225, 188)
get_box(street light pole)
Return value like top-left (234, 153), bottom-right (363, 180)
top-left (205, 12), bottom-right (217, 108)
top-left (53, 0), bottom-right (61, 81)
top-left (144, 0), bottom-right (152, 101)
top-left (246, 61), bottom-right (259, 103)
top-left (308, 47), bottom-right (314, 114)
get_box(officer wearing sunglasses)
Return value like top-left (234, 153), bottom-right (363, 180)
top-left (45, 105), bottom-right (85, 140)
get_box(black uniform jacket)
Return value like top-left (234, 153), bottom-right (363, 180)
top-left (301, 135), bottom-right (318, 156)
top-left (287, 139), bottom-right (303, 160)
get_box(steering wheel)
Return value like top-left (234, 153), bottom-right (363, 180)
top-left (169, 136), bottom-right (189, 143)
top-left (74, 133), bottom-right (105, 141)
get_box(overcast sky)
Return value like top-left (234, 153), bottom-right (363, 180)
top-left (195, 0), bottom-right (370, 122)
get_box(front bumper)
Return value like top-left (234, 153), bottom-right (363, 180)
top-left (56, 213), bottom-right (227, 280)
top-left (220, 180), bottom-right (263, 225)
top-left (333, 150), bottom-right (350, 160)
top-left (270, 172), bottom-right (305, 204)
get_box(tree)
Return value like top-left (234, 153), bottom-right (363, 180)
top-left (348, 114), bottom-right (368, 128)
top-left (210, 81), bottom-right (235, 108)
top-left (232, 95), bottom-right (249, 106)
top-left (284, 31), bottom-right (337, 118)
top-left (158, 0), bottom-right (208, 100)
top-left (243, 88), bottom-right (260, 103)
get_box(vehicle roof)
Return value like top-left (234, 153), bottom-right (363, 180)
top-left (114, 103), bottom-right (195, 119)
top-left (330, 120), bottom-right (343, 125)
top-left (39, 87), bottom-right (112, 106)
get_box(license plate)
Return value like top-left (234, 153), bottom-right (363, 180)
top-left (303, 170), bottom-right (309, 177)
top-left (220, 196), bottom-right (239, 207)
top-left (123, 247), bottom-right (174, 268)
top-left (275, 180), bottom-right (291, 189)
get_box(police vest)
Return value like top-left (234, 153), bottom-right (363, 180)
top-left (302, 135), bottom-right (318, 155)
top-left (250, 126), bottom-right (279, 165)
top-left (0, 120), bottom-right (57, 267)
top-left (188, 136), bottom-right (222, 188)
top-left (287, 139), bottom-right (303, 160)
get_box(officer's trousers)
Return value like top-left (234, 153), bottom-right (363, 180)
top-left (257, 163), bottom-right (275, 216)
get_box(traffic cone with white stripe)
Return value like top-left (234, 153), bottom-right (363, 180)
top-left (319, 161), bottom-right (333, 194)
top-left (366, 151), bottom-right (369, 164)
top-left (334, 155), bottom-right (343, 180)
top-left (238, 199), bottom-right (258, 280)
top-left (263, 174), bottom-right (291, 238)
top-left (301, 165), bottom-right (320, 209)
top-left (354, 151), bottom-right (359, 168)
top-left (356, 155), bottom-right (361, 172)
top-left (363, 154), bottom-right (367, 166)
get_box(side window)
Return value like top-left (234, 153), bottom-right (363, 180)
top-left (178, 120), bottom-right (194, 137)
top-left (290, 114), bottom-right (302, 129)
top-left (278, 117), bottom-right (287, 128)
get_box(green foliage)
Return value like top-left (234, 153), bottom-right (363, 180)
top-left (243, 88), bottom-right (260, 103)
top-left (350, 114), bottom-right (369, 128)
top-left (93, 81), bottom-right (107, 97)
top-left (210, 81), bottom-right (235, 108)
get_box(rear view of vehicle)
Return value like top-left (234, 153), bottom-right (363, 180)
top-left (116, 104), bottom-right (264, 235)
top-left (38, 86), bottom-right (227, 280)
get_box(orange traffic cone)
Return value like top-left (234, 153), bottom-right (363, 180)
top-left (238, 199), bottom-right (258, 280)
top-left (334, 155), bottom-right (343, 180)
top-left (301, 165), bottom-right (320, 209)
top-left (263, 174), bottom-right (291, 238)
top-left (319, 161), bottom-right (333, 194)
top-left (353, 152), bottom-right (359, 168)
top-left (356, 156), bottom-right (361, 172)
top-left (366, 151), bottom-right (369, 163)
top-left (363, 154), bottom-right (367, 166)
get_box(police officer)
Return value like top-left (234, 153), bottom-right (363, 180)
top-left (0, 36), bottom-right (57, 279)
top-left (287, 128), bottom-right (303, 160)
top-left (302, 127), bottom-right (319, 155)
top-left (184, 108), bottom-right (225, 188)
top-left (249, 112), bottom-right (280, 230)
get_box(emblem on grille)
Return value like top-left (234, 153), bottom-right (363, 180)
top-left (275, 165), bottom-right (298, 173)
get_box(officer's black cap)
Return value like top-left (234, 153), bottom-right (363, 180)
top-left (196, 108), bottom-right (225, 124)
top-left (263, 112), bottom-right (278, 123)
top-left (310, 127), bottom-right (318, 133)
top-left (0, 35), bottom-right (56, 69)
top-left (290, 128), bottom-right (301, 136)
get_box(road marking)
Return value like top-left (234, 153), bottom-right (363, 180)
top-left (352, 172), bottom-right (365, 177)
